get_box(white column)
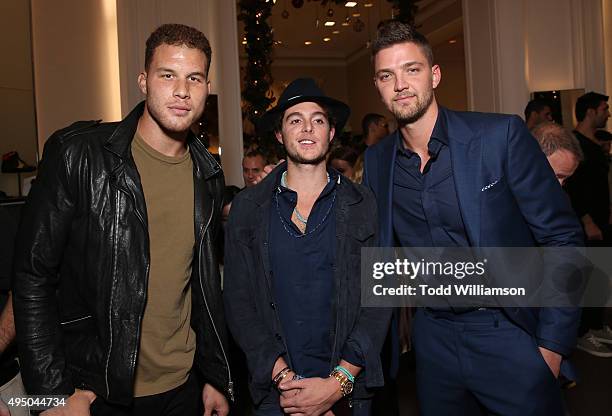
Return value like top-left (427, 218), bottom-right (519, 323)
top-left (602, 0), bottom-right (612, 134)
top-left (31, 0), bottom-right (122, 149)
top-left (212, 0), bottom-right (244, 187)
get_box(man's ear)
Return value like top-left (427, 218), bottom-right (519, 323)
top-left (432, 64), bottom-right (441, 89)
top-left (137, 72), bottom-right (147, 95)
top-left (329, 127), bottom-right (336, 143)
top-left (586, 107), bottom-right (596, 119)
top-left (274, 130), bottom-right (283, 145)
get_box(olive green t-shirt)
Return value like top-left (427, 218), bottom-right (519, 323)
top-left (131, 132), bottom-right (196, 397)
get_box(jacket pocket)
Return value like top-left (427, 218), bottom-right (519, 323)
top-left (347, 223), bottom-right (375, 242)
top-left (481, 176), bottom-right (508, 200)
top-left (61, 315), bottom-right (103, 376)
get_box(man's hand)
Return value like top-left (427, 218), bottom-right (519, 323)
top-left (252, 160), bottom-right (283, 185)
top-left (0, 398), bottom-right (10, 416)
top-left (539, 347), bottom-right (562, 378)
top-left (582, 216), bottom-right (603, 240)
top-left (271, 356), bottom-right (300, 399)
top-left (278, 377), bottom-right (342, 415)
top-left (41, 389), bottom-right (96, 416)
top-left (202, 383), bottom-right (229, 416)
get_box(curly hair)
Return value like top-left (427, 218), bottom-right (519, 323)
top-left (145, 24), bottom-right (212, 76)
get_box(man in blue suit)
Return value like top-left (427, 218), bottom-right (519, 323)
top-left (363, 21), bottom-right (584, 415)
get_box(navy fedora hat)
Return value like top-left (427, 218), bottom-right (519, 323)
top-left (258, 78), bottom-right (350, 135)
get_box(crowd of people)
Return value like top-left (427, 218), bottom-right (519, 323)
top-left (0, 17), bottom-right (610, 416)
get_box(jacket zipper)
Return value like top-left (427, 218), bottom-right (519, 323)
top-left (105, 190), bottom-right (121, 396)
top-left (105, 186), bottom-right (149, 398)
top-left (125, 187), bottom-right (150, 396)
top-left (198, 198), bottom-right (234, 402)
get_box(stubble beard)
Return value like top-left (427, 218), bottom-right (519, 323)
top-left (146, 99), bottom-right (203, 136)
top-left (284, 141), bottom-right (329, 166)
top-left (595, 116), bottom-right (608, 129)
top-left (392, 88), bottom-right (434, 125)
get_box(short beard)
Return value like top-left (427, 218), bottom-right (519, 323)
top-left (285, 148), bottom-right (328, 165)
top-left (393, 89), bottom-right (434, 125)
top-left (595, 117), bottom-right (608, 129)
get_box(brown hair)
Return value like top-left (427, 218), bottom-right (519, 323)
top-left (145, 24), bottom-right (212, 76)
top-left (371, 20), bottom-right (433, 66)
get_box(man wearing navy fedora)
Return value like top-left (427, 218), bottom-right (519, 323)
top-left (363, 21), bottom-right (584, 415)
top-left (223, 78), bottom-right (391, 415)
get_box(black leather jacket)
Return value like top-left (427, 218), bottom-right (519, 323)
top-left (12, 102), bottom-right (233, 405)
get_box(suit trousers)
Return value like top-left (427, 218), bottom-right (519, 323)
top-left (412, 308), bottom-right (564, 416)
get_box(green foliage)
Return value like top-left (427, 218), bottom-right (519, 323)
top-left (238, 0), bottom-right (276, 125)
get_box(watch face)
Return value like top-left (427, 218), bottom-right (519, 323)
top-left (344, 381), bottom-right (354, 395)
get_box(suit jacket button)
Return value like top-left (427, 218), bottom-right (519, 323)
top-left (270, 302), bottom-right (276, 309)
top-left (275, 333), bottom-right (282, 340)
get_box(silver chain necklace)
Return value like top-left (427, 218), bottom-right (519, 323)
top-left (276, 170), bottom-right (335, 238)
top-left (280, 170), bottom-right (329, 225)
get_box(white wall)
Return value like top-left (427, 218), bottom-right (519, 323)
top-left (463, 0), bottom-right (606, 118)
top-left (345, 53), bottom-right (393, 136)
top-left (604, 0), bottom-right (612, 133)
top-left (31, 0), bottom-right (121, 150)
top-left (0, 0), bottom-right (37, 196)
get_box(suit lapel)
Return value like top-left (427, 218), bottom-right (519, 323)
top-left (445, 110), bottom-right (482, 246)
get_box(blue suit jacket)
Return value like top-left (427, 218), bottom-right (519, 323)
top-left (363, 107), bottom-right (584, 371)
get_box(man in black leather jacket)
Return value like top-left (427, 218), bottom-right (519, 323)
top-left (12, 24), bottom-right (231, 416)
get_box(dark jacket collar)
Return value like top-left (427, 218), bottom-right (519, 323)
top-left (103, 101), bottom-right (221, 180)
top-left (242, 161), bottom-right (363, 207)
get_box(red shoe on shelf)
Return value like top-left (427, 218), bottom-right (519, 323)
top-left (1, 151), bottom-right (36, 173)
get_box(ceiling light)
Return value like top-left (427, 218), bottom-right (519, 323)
top-left (342, 21), bottom-right (350, 26)
top-left (448, 39), bottom-right (457, 44)
top-left (241, 40), bottom-right (247, 45)
top-left (304, 41), bottom-right (312, 45)
top-left (364, 2), bottom-right (373, 7)
top-left (345, 1), bottom-right (357, 7)
top-left (323, 37), bottom-right (331, 42)
top-left (324, 21), bottom-right (336, 26)
top-left (332, 30), bottom-right (340, 34)
top-left (352, 12), bottom-right (361, 17)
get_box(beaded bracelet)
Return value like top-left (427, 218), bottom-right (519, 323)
top-left (334, 365), bottom-right (355, 383)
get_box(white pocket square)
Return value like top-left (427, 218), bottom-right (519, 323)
top-left (481, 180), bottom-right (499, 192)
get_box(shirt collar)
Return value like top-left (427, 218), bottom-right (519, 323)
top-left (396, 108), bottom-right (449, 156)
top-left (276, 167), bottom-right (340, 199)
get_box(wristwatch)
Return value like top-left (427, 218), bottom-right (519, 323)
top-left (330, 369), bottom-right (354, 396)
